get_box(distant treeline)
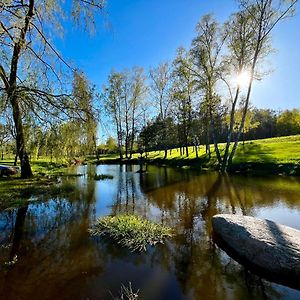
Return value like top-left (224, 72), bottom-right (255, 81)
top-left (137, 108), bottom-right (300, 154)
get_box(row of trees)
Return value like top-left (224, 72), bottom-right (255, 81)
top-left (103, 0), bottom-right (298, 171)
top-left (138, 108), bottom-right (300, 154)
top-left (101, 108), bottom-right (300, 155)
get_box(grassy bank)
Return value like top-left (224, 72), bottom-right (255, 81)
top-left (0, 159), bottom-right (77, 210)
top-left (97, 135), bottom-right (300, 175)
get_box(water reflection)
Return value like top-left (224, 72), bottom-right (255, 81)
top-left (0, 164), bottom-right (300, 299)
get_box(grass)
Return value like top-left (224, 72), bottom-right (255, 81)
top-left (0, 177), bottom-right (76, 210)
top-left (97, 135), bottom-right (300, 175)
top-left (112, 282), bottom-right (139, 300)
top-left (89, 214), bottom-right (173, 252)
top-left (94, 174), bottom-right (114, 180)
top-left (0, 158), bottom-right (78, 210)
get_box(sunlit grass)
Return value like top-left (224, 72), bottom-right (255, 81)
top-left (89, 214), bottom-right (173, 252)
top-left (98, 135), bottom-right (300, 169)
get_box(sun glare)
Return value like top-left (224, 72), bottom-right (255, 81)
top-left (236, 71), bottom-right (251, 87)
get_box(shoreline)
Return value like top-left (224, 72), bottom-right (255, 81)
top-left (95, 157), bottom-right (300, 176)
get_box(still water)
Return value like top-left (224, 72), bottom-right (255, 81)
top-left (1, 164), bottom-right (300, 300)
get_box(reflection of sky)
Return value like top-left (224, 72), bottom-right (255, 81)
top-left (95, 180), bottom-right (116, 217)
top-left (255, 202), bottom-right (300, 230)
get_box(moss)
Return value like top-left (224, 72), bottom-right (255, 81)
top-left (89, 214), bottom-right (173, 252)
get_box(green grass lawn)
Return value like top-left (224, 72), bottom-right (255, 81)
top-left (98, 135), bottom-right (300, 173)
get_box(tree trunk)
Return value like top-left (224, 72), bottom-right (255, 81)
top-left (185, 134), bottom-right (189, 157)
top-left (92, 134), bottom-right (99, 162)
top-left (227, 11), bottom-right (264, 168)
top-left (10, 95), bottom-right (32, 178)
top-left (221, 87), bottom-right (240, 172)
top-left (164, 148), bottom-right (167, 159)
top-left (6, 0), bottom-right (34, 179)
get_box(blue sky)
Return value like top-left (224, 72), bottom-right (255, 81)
top-left (59, 0), bottom-right (300, 110)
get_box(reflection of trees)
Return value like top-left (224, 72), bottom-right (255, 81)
top-left (139, 170), bottom-right (300, 299)
top-left (0, 165), bottom-right (299, 299)
top-left (110, 165), bottom-right (149, 217)
top-left (0, 175), bottom-right (105, 300)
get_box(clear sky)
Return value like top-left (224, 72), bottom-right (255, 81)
top-left (58, 0), bottom-right (300, 110)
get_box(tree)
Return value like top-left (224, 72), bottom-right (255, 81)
top-left (106, 136), bottom-right (117, 153)
top-left (149, 62), bottom-right (173, 158)
top-left (103, 68), bottom-right (147, 159)
top-left (72, 71), bottom-right (98, 159)
top-left (0, 0), bottom-right (105, 178)
top-left (249, 109), bottom-right (277, 139)
top-left (127, 67), bottom-right (147, 158)
top-left (190, 14), bottom-right (226, 162)
top-left (172, 48), bottom-right (195, 157)
top-left (220, 9), bottom-right (258, 170)
top-left (276, 109), bottom-right (300, 136)
top-left (223, 0), bottom-right (297, 170)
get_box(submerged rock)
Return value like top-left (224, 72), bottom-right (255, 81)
top-left (212, 214), bottom-right (300, 290)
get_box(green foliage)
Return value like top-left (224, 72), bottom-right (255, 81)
top-left (106, 136), bottom-right (118, 152)
top-left (94, 174), bottom-right (114, 180)
top-left (276, 109), bottom-right (300, 136)
top-left (89, 214), bottom-right (173, 252)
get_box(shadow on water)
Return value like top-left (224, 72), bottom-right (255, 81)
top-left (0, 164), bottom-right (300, 299)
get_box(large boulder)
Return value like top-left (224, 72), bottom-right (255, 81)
top-left (212, 214), bottom-right (300, 290)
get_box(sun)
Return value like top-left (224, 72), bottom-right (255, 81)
top-left (236, 71), bottom-right (251, 87)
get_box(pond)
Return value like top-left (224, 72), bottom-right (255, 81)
top-left (0, 164), bottom-right (300, 300)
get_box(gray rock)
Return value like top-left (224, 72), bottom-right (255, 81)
top-left (212, 214), bottom-right (300, 289)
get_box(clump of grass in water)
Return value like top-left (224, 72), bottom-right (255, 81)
top-left (111, 282), bottom-right (139, 300)
top-left (89, 214), bottom-right (173, 252)
top-left (94, 174), bottom-right (114, 180)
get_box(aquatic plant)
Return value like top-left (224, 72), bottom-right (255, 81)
top-left (89, 214), bottom-right (173, 252)
top-left (94, 174), bottom-right (114, 180)
top-left (112, 282), bottom-right (139, 300)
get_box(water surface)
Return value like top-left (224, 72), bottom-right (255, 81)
top-left (0, 164), bottom-right (300, 300)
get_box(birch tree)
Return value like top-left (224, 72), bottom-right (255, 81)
top-left (149, 62), bottom-right (172, 159)
top-left (190, 15), bottom-right (227, 163)
top-left (223, 0), bottom-right (298, 170)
